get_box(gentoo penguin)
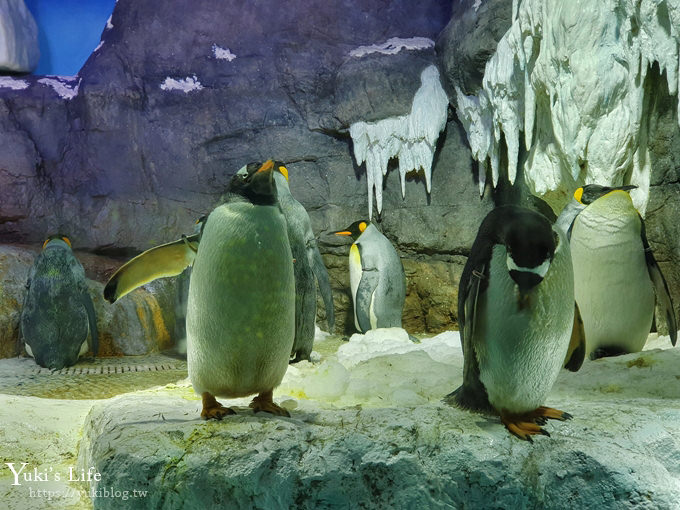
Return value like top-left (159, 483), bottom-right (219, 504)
top-left (272, 162), bottom-right (335, 362)
top-left (558, 184), bottom-right (677, 358)
top-left (333, 221), bottom-right (406, 333)
top-left (21, 236), bottom-right (99, 370)
top-left (174, 217), bottom-right (206, 356)
top-left (448, 206), bottom-right (585, 441)
top-left (105, 160), bottom-right (295, 419)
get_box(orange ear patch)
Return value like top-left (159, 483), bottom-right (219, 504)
top-left (573, 188), bottom-right (584, 203)
top-left (278, 166), bottom-right (289, 181)
top-left (359, 222), bottom-right (367, 232)
top-left (61, 237), bottom-right (72, 248)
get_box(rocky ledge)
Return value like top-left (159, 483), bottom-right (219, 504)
top-left (76, 331), bottom-right (680, 509)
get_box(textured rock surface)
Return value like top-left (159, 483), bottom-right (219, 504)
top-left (0, 245), bottom-right (176, 358)
top-left (76, 332), bottom-right (680, 509)
top-left (0, 0), bottom-right (39, 72)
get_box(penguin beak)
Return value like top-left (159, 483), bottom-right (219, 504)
top-left (334, 231), bottom-right (352, 236)
top-left (256, 160), bottom-right (275, 174)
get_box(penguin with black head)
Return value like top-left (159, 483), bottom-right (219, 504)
top-left (448, 205), bottom-right (585, 441)
top-left (557, 184), bottom-right (676, 358)
top-left (272, 162), bottom-right (335, 362)
top-left (105, 160), bottom-right (295, 419)
top-left (333, 220), bottom-right (407, 335)
top-left (22, 235), bottom-right (99, 369)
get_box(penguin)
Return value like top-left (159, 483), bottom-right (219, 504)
top-left (104, 160), bottom-right (295, 419)
top-left (448, 206), bottom-right (585, 441)
top-left (557, 184), bottom-right (677, 358)
top-left (272, 162), bottom-right (335, 362)
top-left (174, 217), bottom-right (206, 357)
top-left (333, 221), bottom-right (407, 334)
top-left (21, 235), bottom-right (99, 370)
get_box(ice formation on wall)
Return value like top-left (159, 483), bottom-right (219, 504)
top-left (455, 0), bottom-right (680, 214)
top-left (350, 65), bottom-right (449, 218)
top-left (0, 76), bottom-right (29, 90)
top-left (94, 40), bottom-right (104, 52)
top-left (160, 75), bottom-right (203, 93)
top-left (106, 15), bottom-right (113, 30)
top-left (37, 76), bottom-right (81, 100)
top-left (0, 0), bottom-right (39, 73)
top-left (212, 44), bottom-right (236, 61)
top-left (349, 37), bottom-right (434, 58)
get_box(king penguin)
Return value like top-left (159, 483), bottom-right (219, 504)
top-left (21, 236), bottom-right (99, 370)
top-left (333, 220), bottom-right (406, 334)
top-left (448, 206), bottom-right (586, 441)
top-left (272, 162), bottom-right (335, 362)
top-left (557, 184), bottom-right (677, 358)
top-left (104, 160), bottom-right (295, 419)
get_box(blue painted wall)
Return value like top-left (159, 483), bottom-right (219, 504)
top-left (25, 0), bottom-right (115, 76)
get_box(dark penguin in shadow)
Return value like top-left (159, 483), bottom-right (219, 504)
top-left (21, 236), bottom-right (98, 370)
top-left (272, 162), bottom-right (335, 362)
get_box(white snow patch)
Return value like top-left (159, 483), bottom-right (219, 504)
top-left (37, 76), bottom-right (81, 100)
top-left (0, 76), bottom-right (29, 90)
top-left (350, 64), bottom-right (449, 219)
top-left (94, 40), bottom-right (104, 52)
top-left (160, 75), bottom-right (203, 93)
top-left (106, 15), bottom-right (113, 29)
top-left (350, 37), bottom-right (435, 58)
top-left (278, 328), bottom-right (462, 407)
top-left (455, 0), bottom-right (680, 215)
top-left (314, 324), bottom-right (331, 342)
top-left (473, 0), bottom-right (483, 11)
top-left (212, 44), bottom-right (236, 61)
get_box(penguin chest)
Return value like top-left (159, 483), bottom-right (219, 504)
top-left (187, 203), bottom-right (295, 398)
top-left (349, 244), bottom-right (375, 330)
top-left (571, 206), bottom-right (654, 354)
top-left (475, 244), bottom-right (574, 414)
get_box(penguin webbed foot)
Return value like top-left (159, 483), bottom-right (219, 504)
top-left (201, 392), bottom-right (236, 420)
top-left (501, 407), bottom-right (571, 441)
top-left (249, 390), bottom-right (290, 417)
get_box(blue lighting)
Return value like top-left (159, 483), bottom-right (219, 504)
top-left (24, 0), bottom-right (115, 76)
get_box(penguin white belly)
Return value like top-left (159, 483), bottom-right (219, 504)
top-left (476, 243), bottom-right (574, 414)
top-left (571, 206), bottom-right (654, 355)
top-left (349, 244), bottom-right (363, 331)
top-left (187, 202), bottom-right (295, 398)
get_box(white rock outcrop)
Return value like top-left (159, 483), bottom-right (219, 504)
top-left (76, 331), bottom-right (680, 509)
top-left (0, 0), bottom-right (39, 73)
top-left (455, 0), bottom-right (680, 214)
top-left (350, 65), bottom-right (449, 219)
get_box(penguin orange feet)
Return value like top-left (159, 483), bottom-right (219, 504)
top-left (201, 392), bottom-right (235, 420)
top-left (249, 389), bottom-right (290, 417)
top-left (500, 407), bottom-right (572, 442)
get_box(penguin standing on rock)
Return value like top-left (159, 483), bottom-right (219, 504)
top-left (448, 206), bottom-right (585, 441)
top-left (21, 236), bottom-right (99, 370)
top-left (272, 162), bottom-right (335, 362)
top-left (334, 220), bottom-right (406, 334)
top-left (558, 184), bottom-right (677, 358)
top-left (104, 160), bottom-right (295, 419)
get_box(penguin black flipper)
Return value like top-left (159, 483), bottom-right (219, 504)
top-left (564, 302), bottom-right (586, 371)
top-left (81, 292), bottom-right (99, 356)
top-left (639, 216), bottom-right (677, 346)
top-left (104, 234), bottom-right (201, 303)
top-left (447, 257), bottom-right (492, 413)
top-left (355, 266), bottom-right (380, 334)
top-left (308, 241), bottom-right (335, 333)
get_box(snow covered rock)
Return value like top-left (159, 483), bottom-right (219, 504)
top-left (444, 0), bottom-right (680, 215)
top-left (78, 330), bottom-right (680, 509)
top-left (0, 0), bottom-right (39, 72)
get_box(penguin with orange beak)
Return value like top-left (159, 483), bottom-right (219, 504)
top-left (558, 184), bottom-right (677, 358)
top-left (333, 220), bottom-right (406, 333)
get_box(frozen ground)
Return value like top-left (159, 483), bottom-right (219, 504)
top-left (1, 329), bottom-right (679, 509)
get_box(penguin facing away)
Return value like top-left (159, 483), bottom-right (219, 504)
top-left (558, 184), bottom-right (677, 358)
top-left (272, 163), bottom-right (335, 362)
top-left (104, 160), bottom-right (295, 419)
top-left (449, 206), bottom-right (585, 441)
top-left (21, 236), bottom-right (99, 370)
top-left (333, 220), bottom-right (406, 334)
